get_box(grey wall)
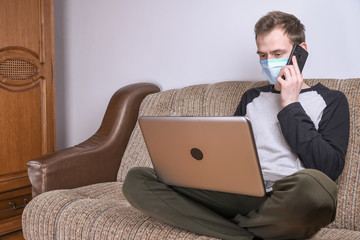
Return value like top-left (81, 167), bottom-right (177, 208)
top-left (54, 0), bottom-right (360, 149)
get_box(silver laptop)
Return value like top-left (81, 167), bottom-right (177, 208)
top-left (138, 116), bottom-right (265, 197)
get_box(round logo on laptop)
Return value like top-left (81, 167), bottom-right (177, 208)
top-left (190, 148), bottom-right (203, 160)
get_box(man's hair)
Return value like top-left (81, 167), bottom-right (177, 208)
top-left (255, 11), bottom-right (305, 44)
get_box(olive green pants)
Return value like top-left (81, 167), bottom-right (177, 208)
top-left (122, 167), bottom-right (337, 240)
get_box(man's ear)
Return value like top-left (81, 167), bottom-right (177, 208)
top-left (300, 42), bottom-right (308, 51)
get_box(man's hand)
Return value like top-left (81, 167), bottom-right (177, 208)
top-left (276, 56), bottom-right (304, 108)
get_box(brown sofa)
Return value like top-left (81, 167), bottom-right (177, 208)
top-left (22, 79), bottom-right (360, 239)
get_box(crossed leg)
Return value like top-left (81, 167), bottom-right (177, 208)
top-left (122, 167), bottom-right (337, 240)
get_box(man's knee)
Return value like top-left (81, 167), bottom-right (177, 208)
top-left (290, 169), bottom-right (337, 210)
top-left (254, 169), bottom-right (338, 239)
top-left (122, 167), bottom-right (155, 208)
top-left (275, 169), bottom-right (338, 226)
top-left (297, 169), bottom-right (337, 197)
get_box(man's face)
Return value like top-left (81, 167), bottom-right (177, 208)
top-left (256, 28), bottom-right (293, 61)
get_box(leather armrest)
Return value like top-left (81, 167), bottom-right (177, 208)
top-left (28, 82), bottom-right (160, 198)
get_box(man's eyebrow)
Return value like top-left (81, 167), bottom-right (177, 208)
top-left (256, 49), bottom-right (287, 55)
top-left (271, 49), bottom-right (287, 53)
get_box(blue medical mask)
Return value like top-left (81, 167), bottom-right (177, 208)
top-left (260, 58), bottom-right (288, 85)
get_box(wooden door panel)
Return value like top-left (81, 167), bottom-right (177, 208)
top-left (0, 0), bottom-right (43, 58)
top-left (0, 0), bottom-right (54, 171)
top-left (0, 85), bottom-right (44, 175)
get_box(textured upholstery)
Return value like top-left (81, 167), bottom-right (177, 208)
top-left (118, 81), bottom-right (266, 182)
top-left (23, 79), bottom-right (360, 239)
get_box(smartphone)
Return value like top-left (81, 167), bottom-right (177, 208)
top-left (282, 43), bottom-right (308, 79)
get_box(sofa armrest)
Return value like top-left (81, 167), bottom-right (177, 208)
top-left (28, 82), bottom-right (160, 198)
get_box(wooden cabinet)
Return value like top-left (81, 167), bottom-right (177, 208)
top-left (0, 0), bottom-right (55, 235)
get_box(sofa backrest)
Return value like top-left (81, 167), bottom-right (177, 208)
top-left (118, 79), bottom-right (360, 231)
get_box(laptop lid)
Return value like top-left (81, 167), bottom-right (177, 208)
top-left (138, 116), bottom-right (265, 197)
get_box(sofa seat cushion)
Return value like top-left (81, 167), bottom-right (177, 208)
top-left (311, 228), bottom-right (360, 239)
top-left (22, 181), bottom-right (359, 240)
top-left (22, 182), bottom-right (218, 240)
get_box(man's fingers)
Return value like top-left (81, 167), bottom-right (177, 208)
top-left (279, 66), bottom-right (292, 81)
top-left (292, 55), bottom-right (301, 76)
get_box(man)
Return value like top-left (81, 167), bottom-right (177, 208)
top-left (122, 11), bottom-right (350, 240)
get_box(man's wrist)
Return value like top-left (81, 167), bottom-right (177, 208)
top-left (281, 99), bottom-right (297, 108)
